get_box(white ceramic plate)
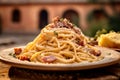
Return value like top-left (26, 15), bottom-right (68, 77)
top-left (0, 46), bottom-right (120, 71)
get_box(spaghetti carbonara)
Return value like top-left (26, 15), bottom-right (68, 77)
top-left (14, 17), bottom-right (103, 64)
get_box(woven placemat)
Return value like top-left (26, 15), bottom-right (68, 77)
top-left (8, 66), bottom-right (118, 80)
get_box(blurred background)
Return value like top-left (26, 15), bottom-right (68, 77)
top-left (0, 0), bottom-right (120, 49)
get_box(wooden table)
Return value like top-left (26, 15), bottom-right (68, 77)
top-left (0, 62), bottom-right (10, 80)
top-left (1, 61), bottom-right (120, 80)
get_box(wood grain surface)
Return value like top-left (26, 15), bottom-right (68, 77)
top-left (0, 62), bottom-right (10, 80)
top-left (1, 61), bottom-right (120, 80)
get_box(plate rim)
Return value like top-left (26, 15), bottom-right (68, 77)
top-left (0, 46), bottom-right (120, 71)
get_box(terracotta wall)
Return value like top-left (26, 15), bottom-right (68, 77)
top-left (0, 3), bottom-right (116, 34)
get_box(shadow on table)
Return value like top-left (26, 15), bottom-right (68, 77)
top-left (8, 66), bottom-right (119, 80)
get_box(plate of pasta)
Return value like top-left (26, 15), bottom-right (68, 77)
top-left (0, 17), bottom-right (120, 71)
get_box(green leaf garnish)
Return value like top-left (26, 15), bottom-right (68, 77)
top-left (60, 18), bottom-right (64, 21)
top-left (9, 53), bottom-right (17, 58)
top-left (54, 31), bottom-right (58, 36)
top-left (107, 53), bottom-right (111, 55)
top-left (72, 23), bottom-right (77, 27)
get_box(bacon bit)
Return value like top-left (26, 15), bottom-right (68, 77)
top-left (89, 49), bottom-right (101, 56)
top-left (53, 16), bottom-right (60, 23)
top-left (75, 38), bottom-right (84, 46)
top-left (42, 55), bottom-right (57, 63)
top-left (19, 56), bottom-right (29, 61)
top-left (88, 41), bottom-right (98, 46)
top-left (79, 41), bottom-right (84, 46)
top-left (14, 48), bottom-right (22, 55)
top-left (56, 22), bottom-right (64, 28)
top-left (49, 23), bottom-right (55, 28)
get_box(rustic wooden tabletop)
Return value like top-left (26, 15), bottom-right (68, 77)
top-left (1, 61), bottom-right (120, 80)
